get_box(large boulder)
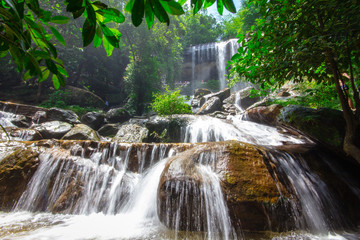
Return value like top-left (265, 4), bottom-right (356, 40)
top-left (245, 104), bottom-right (283, 126)
top-left (157, 141), bottom-right (292, 233)
top-left (145, 115), bottom-right (189, 143)
top-left (0, 148), bottom-right (40, 210)
top-left (223, 87), bottom-right (260, 111)
top-left (106, 108), bottom-right (131, 124)
top-left (279, 106), bottom-right (346, 149)
top-left (196, 96), bottom-right (222, 115)
top-left (46, 108), bottom-right (80, 124)
top-left (200, 88), bottom-right (230, 106)
top-left (64, 86), bottom-right (105, 108)
top-left (32, 121), bottom-right (73, 139)
top-left (61, 124), bottom-right (100, 141)
top-left (194, 88), bottom-right (212, 99)
top-left (97, 123), bottom-right (120, 138)
top-left (81, 111), bottom-right (105, 130)
top-left (113, 123), bottom-right (149, 143)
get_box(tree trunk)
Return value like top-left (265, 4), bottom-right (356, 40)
top-left (328, 51), bottom-right (360, 164)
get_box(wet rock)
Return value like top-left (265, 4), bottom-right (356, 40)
top-left (0, 101), bottom-right (46, 116)
top-left (245, 104), bottom-right (283, 126)
top-left (0, 148), bottom-right (40, 210)
top-left (46, 108), bottom-right (80, 124)
top-left (1, 127), bottom-right (42, 141)
top-left (106, 108), bottom-right (131, 124)
top-left (10, 114), bottom-right (31, 128)
top-left (32, 121), bottom-right (72, 139)
top-left (157, 141), bottom-right (292, 233)
top-left (113, 124), bottom-right (149, 143)
top-left (32, 110), bottom-right (47, 124)
top-left (279, 106), bottom-right (346, 150)
top-left (81, 111), bottom-right (105, 130)
top-left (145, 115), bottom-right (189, 143)
top-left (62, 124), bottom-right (100, 141)
top-left (200, 88), bottom-right (230, 106)
top-left (223, 87), bottom-right (260, 111)
top-left (98, 123), bottom-right (120, 138)
top-left (194, 88), bottom-right (212, 99)
top-left (197, 96), bottom-right (222, 115)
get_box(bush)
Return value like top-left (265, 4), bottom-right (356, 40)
top-left (39, 90), bottom-right (100, 117)
top-left (151, 86), bottom-right (192, 116)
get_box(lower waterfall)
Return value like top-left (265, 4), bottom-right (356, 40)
top-left (0, 114), bottom-right (359, 240)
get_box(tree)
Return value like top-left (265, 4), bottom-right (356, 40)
top-left (0, 0), bottom-right (236, 88)
top-left (230, 0), bottom-right (360, 163)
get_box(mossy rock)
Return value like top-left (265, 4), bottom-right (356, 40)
top-left (279, 106), bottom-right (346, 149)
top-left (0, 148), bottom-right (40, 210)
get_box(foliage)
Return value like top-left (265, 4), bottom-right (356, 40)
top-left (39, 89), bottom-right (99, 116)
top-left (0, 0), bottom-right (236, 88)
top-left (221, 0), bottom-right (259, 40)
top-left (151, 85), bottom-right (192, 116)
top-left (230, 0), bottom-right (360, 161)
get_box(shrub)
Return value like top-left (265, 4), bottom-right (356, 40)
top-left (151, 86), bottom-right (192, 116)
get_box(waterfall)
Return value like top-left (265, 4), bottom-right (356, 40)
top-left (187, 39), bottom-right (240, 93)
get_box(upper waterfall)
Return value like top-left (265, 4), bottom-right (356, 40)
top-left (181, 39), bottom-right (241, 94)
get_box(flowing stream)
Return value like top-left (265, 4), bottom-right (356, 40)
top-left (1, 113), bottom-right (359, 239)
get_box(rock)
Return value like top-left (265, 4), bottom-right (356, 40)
top-left (200, 88), bottom-right (230, 106)
top-left (223, 87), bottom-right (260, 111)
top-left (0, 148), bottom-right (40, 210)
top-left (196, 96), bottom-right (222, 115)
top-left (32, 121), bottom-right (73, 139)
top-left (145, 115), bottom-right (189, 143)
top-left (194, 88), bottom-right (212, 99)
top-left (97, 124), bottom-right (120, 138)
top-left (0, 101), bottom-right (46, 116)
top-left (61, 124), bottom-right (100, 141)
top-left (106, 108), bottom-right (131, 124)
top-left (113, 124), bottom-right (149, 143)
top-left (32, 111), bottom-right (47, 124)
top-left (81, 111), bottom-right (105, 130)
top-left (279, 106), bottom-right (346, 149)
top-left (46, 108), bottom-right (80, 124)
top-left (64, 86), bottom-right (105, 108)
top-left (157, 141), bottom-right (292, 233)
top-left (245, 104), bottom-right (283, 126)
top-left (9, 114), bottom-right (31, 128)
top-left (1, 127), bottom-right (42, 141)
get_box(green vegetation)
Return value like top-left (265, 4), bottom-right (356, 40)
top-left (230, 0), bottom-right (360, 162)
top-left (151, 86), bottom-right (192, 116)
top-left (40, 90), bottom-right (99, 116)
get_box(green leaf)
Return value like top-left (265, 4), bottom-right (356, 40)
top-left (150, 0), bottom-right (169, 24)
top-left (82, 18), bottom-right (96, 47)
top-left (56, 63), bottom-right (69, 77)
top-left (178, 0), bottom-right (187, 5)
top-left (100, 23), bottom-right (119, 48)
top-left (131, 0), bottom-right (144, 27)
top-left (194, 0), bottom-right (203, 14)
top-left (217, 0), bottom-right (224, 15)
top-left (125, 0), bottom-right (135, 12)
top-left (144, 1), bottom-right (154, 29)
top-left (38, 69), bottom-right (50, 82)
top-left (223, 0), bottom-right (236, 13)
top-left (66, 0), bottom-right (83, 13)
top-left (52, 74), bottom-right (60, 89)
top-left (204, 0), bottom-right (216, 9)
top-left (86, 1), bottom-right (96, 25)
top-left (46, 59), bottom-right (58, 74)
top-left (160, 1), bottom-right (184, 15)
top-left (94, 25), bottom-right (102, 48)
top-left (49, 26), bottom-right (66, 46)
top-left (97, 8), bottom-right (125, 23)
top-left (0, 51), bottom-right (8, 58)
top-left (50, 16), bottom-right (69, 24)
top-left (102, 35), bottom-right (114, 56)
top-left (92, 1), bottom-right (107, 9)
top-left (31, 50), bottom-right (51, 59)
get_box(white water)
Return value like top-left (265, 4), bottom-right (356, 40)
top-left (189, 39), bottom-right (240, 93)
top-left (182, 115), bottom-right (306, 146)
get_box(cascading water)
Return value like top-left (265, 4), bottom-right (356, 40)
top-left (188, 39), bottom-right (240, 93)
